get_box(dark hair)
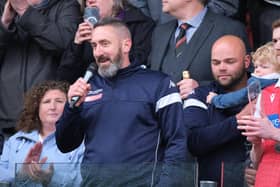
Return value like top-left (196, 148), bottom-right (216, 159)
top-left (78, 0), bottom-right (85, 12)
top-left (16, 81), bottom-right (69, 133)
top-left (94, 17), bottom-right (131, 39)
top-left (94, 17), bottom-right (131, 37)
top-left (199, 0), bottom-right (209, 6)
top-left (94, 17), bottom-right (126, 28)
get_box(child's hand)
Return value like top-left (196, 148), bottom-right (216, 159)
top-left (206, 92), bottom-right (217, 104)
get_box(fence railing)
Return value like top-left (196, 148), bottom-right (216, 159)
top-left (0, 161), bottom-right (250, 187)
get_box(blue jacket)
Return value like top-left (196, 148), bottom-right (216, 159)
top-left (184, 82), bottom-right (247, 184)
top-left (0, 130), bottom-right (84, 186)
top-left (55, 65), bottom-right (187, 186)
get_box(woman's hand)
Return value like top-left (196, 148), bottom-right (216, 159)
top-left (9, 0), bottom-right (29, 16)
top-left (21, 142), bottom-right (54, 185)
top-left (27, 161), bottom-right (54, 185)
top-left (74, 22), bottom-right (93, 45)
top-left (1, 0), bottom-right (16, 29)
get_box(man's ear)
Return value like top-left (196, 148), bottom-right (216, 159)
top-left (244, 54), bottom-right (251, 69)
top-left (122, 38), bottom-right (132, 54)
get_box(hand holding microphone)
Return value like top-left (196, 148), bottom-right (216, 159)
top-left (68, 63), bottom-right (95, 108)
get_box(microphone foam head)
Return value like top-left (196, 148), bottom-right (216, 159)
top-left (83, 7), bottom-right (100, 26)
top-left (87, 63), bottom-right (97, 73)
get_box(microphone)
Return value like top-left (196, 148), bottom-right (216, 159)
top-left (83, 7), bottom-right (100, 26)
top-left (69, 63), bottom-right (96, 108)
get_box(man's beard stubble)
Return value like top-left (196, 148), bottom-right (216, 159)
top-left (97, 51), bottom-right (122, 78)
top-left (216, 66), bottom-right (247, 91)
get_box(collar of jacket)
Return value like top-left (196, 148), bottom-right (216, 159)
top-left (15, 130), bottom-right (39, 143)
top-left (102, 64), bottom-right (144, 81)
top-left (15, 130), bottom-right (56, 143)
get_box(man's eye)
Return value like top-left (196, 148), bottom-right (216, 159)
top-left (211, 61), bottom-right (219, 65)
top-left (103, 42), bottom-right (109, 46)
top-left (226, 60), bottom-right (236, 64)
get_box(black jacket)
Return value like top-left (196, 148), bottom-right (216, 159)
top-left (57, 6), bottom-right (155, 83)
top-left (0, 0), bottom-right (81, 128)
top-left (184, 82), bottom-right (247, 185)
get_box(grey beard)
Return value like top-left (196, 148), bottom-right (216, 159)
top-left (98, 61), bottom-right (121, 78)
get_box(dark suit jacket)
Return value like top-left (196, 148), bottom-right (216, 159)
top-left (149, 9), bottom-right (250, 84)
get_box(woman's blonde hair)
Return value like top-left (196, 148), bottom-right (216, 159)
top-left (111, 0), bottom-right (131, 17)
top-left (80, 0), bottom-right (131, 16)
top-left (251, 42), bottom-right (280, 72)
top-left (272, 18), bottom-right (280, 30)
top-left (77, 0), bottom-right (85, 12)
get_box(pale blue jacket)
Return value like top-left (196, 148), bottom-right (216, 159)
top-left (0, 130), bottom-right (84, 186)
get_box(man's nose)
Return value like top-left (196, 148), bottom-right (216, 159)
top-left (94, 45), bottom-right (102, 57)
top-left (219, 62), bottom-right (227, 70)
top-left (276, 41), bottom-right (280, 49)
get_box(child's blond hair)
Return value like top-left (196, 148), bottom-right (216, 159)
top-left (251, 42), bottom-right (280, 72)
top-left (272, 18), bottom-right (280, 30)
